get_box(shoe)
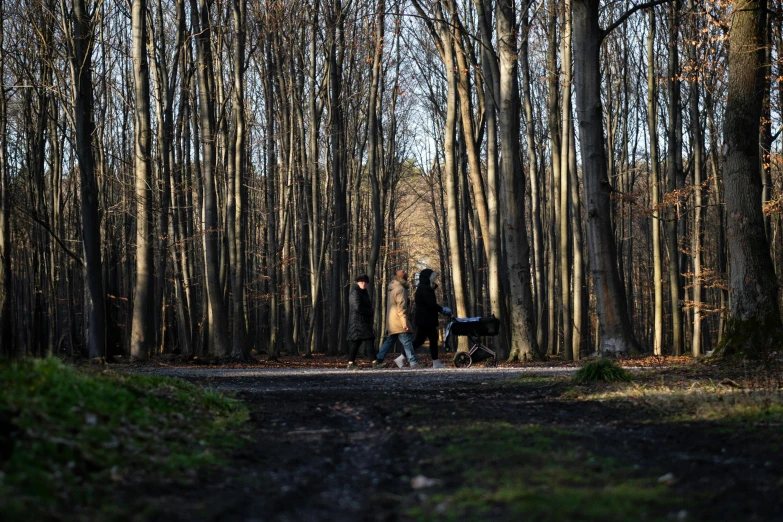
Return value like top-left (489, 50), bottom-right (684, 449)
top-left (394, 355), bottom-right (406, 368)
top-left (347, 362), bottom-right (360, 371)
top-left (432, 359), bottom-right (446, 369)
top-left (372, 360), bottom-right (386, 369)
top-left (409, 361), bottom-right (421, 369)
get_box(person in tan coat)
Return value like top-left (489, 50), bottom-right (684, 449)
top-left (373, 269), bottom-right (419, 368)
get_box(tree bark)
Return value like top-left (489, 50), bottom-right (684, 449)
top-left (647, 9), bottom-right (664, 356)
top-left (720, 0), bottom-right (781, 356)
top-left (572, 0), bottom-right (639, 354)
top-left (497, 0), bottom-right (540, 361)
top-left (130, 0), bottom-right (154, 360)
top-left (0, 0), bottom-right (11, 357)
top-left (190, 0), bottom-right (229, 356)
top-left (229, 0), bottom-right (248, 359)
top-left (66, 0), bottom-right (106, 359)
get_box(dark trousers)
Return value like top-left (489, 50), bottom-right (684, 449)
top-left (412, 326), bottom-right (439, 360)
top-left (348, 339), bottom-right (367, 363)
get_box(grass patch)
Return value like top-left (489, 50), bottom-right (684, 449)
top-left (0, 358), bottom-right (248, 521)
top-left (508, 375), bottom-right (563, 385)
top-left (569, 382), bottom-right (783, 424)
top-left (574, 359), bottom-right (633, 383)
top-left (410, 422), bottom-right (683, 521)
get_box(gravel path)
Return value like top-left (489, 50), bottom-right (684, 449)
top-left (133, 366), bottom-right (579, 392)
top-left (123, 364), bottom-right (781, 522)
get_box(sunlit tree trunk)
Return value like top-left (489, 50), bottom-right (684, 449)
top-left (647, 10), bottom-right (664, 356)
top-left (559, 0), bottom-right (574, 360)
top-left (130, 0), bottom-right (154, 360)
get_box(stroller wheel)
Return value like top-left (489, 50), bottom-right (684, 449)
top-left (454, 352), bottom-right (472, 368)
top-left (486, 355), bottom-right (497, 368)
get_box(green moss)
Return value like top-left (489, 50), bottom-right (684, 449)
top-left (715, 315), bottom-right (783, 359)
top-left (409, 422), bottom-right (685, 521)
top-left (0, 358), bottom-right (247, 520)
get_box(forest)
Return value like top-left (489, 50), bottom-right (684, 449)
top-left (0, 0), bottom-right (781, 363)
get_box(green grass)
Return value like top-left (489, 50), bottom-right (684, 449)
top-left (410, 422), bottom-right (684, 521)
top-left (0, 358), bottom-right (248, 521)
top-left (574, 358), bottom-right (633, 383)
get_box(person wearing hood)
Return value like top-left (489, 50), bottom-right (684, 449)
top-left (412, 268), bottom-right (451, 368)
top-left (346, 274), bottom-right (375, 370)
top-left (373, 269), bottom-right (419, 368)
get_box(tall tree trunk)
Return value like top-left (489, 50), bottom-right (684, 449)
top-left (568, 109), bottom-right (586, 358)
top-left (367, 0), bottom-right (385, 291)
top-left (648, 10), bottom-right (664, 356)
top-left (327, 0), bottom-right (349, 355)
top-left (559, 0), bottom-right (574, 360)
top-left (546, 0), bottom-right (561, 356)
top-left (436, 5), bottom-right (469, 350)
top-left (521, 4), bottom-right (546, 350)
top-left (497, 0), bottom-right (540, 361)
top-left (688, 3), bottom-right (704, 356)
top-left (0, 0), bottom-right (11, 357)
top-left (666, 0), bottom-right (684, 356)
top-left (571, 0), bottom-right (639, 354)
top-left (229, 0), bottom-right (248, 359)
top-left (130, 0), bottom-right (154, 360)
top-left (66, 0), bottom-right (106, 359)
top-left (190, 0), bottom-right (229, 356)
top-left (720, 0), bottom-right (780, 356)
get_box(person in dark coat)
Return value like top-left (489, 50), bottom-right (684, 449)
top-left (413, 268), bottom-right (451, 368)
top-left (346, 274), bottom-right (375, 370)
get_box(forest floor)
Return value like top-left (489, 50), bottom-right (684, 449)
top-left (118, 354), bottom-right (783, 522)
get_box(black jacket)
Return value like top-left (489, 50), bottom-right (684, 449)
top-left (347, 285), bottom-right (375, 341)
top-left (414, 268), bottom-right (443, 328)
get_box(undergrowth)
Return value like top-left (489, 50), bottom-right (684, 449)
top-left (574, 358), bottom-right (633, 383)
top-left (410, 422), bottom-right (683, 521)
top-left (0, 358), bottom-right (248, 521)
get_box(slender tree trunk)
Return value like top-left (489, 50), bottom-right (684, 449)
top-left (546, 0), bottom-right (561, 356)
top-left (648, 10), bottom-right (664, 356)
top-left (521, 4), bottom-right (546, 350)
top-left (688, 4), bottom-right (704, 356)
top-left (559, 0), bottom-right (574, 360)
top-left (190, 0), bottom-right (229, 356)
top-left (666, 0), bottom-right (684, 356)
top-left (568, 110), bottom-right (586, 358)
top-left (66, 0), bottom-right (106, 359)
top-left (130, 0), bottom-right (154, 360)
top-left (0, 0), bottom-right (11, 357)
top-left (229, 0), bottom-right (248, 359)
top-left (367, 0), bottom-right (385, 291)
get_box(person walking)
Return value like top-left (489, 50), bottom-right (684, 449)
top-left (413, 268), bottom-right (451, 368)
top-left (346, 274), bottom-right (376, 370)
top-left (373, 269), bottom-right (419, 368)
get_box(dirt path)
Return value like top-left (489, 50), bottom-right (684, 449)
top-left (128, 367), bottom-right (783, 522)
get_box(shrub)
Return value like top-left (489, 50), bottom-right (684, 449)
top-left (574, 358), bottom-right (632, 383)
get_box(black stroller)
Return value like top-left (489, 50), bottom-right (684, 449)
top-left (444, 316), bottom-right (501, 368)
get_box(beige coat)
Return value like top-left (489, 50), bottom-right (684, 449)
top-left (385, 277), bottom-right (411, 335)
